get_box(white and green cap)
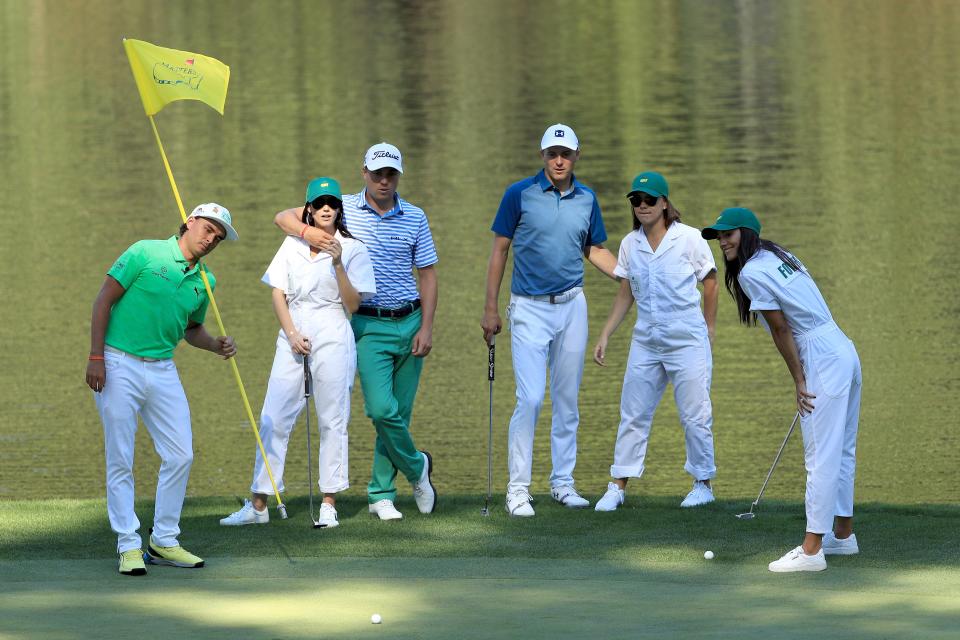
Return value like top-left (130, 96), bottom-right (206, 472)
top-left (189, 202), bottom-right (238, 240)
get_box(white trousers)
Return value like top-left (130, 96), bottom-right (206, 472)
top-left (798, 323), bottom-right (861, 534)
top-left (609, 313), bottom-right (716, 481)
top-left (506, 292), bottom-right (588, 492)
top-left (252, 309), bottom-right (354, 494)
top-left (95, 349), bottom-right (192, 553)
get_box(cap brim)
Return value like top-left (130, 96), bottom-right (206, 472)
top-left (365, 160), bottom-right (403, 174)
top-left (626, 189), bottom-right (665, 199)
top-left (541, 142), bottom-right (579, 152)
top-left (701, 224), bottom-right (738, 240)
top-left (193, 216), bottom-right (238, 241)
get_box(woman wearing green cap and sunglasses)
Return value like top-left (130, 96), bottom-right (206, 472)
top-left (593, 172), bottom-right (719, 512)
top-left (702, 207), bottom-right (862, 573)
top-left (221, 177), bottom-right (376, 529)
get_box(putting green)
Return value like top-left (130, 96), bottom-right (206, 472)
top-left (2, 557), bottom-right (957, 639)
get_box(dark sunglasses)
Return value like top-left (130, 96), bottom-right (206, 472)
top-left (627, 192), bottom-right (659, 208)
top-left (310, 195), bottom-right (342, 210)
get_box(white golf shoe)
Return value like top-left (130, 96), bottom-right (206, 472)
top-left (594, 483), bottom-right (625, 512)
top-left (219, 500), bottom-right (269, 526)
top-left (822, 532), bottom-right (859, 555)
top-left (551, 485), bottom-right (590, 509)
top-left (369, 499), bottom-right (403, 521)
top-left (505, 489), bottom-right (535, 517)
top-left (680, 481), bottom-right (715, 508)
top-left (768, 546), bottom-right (827, 572)
top-left (412, 450), bottom-right (436, 514)
top-left (317, 503), bottom-right (339, 528)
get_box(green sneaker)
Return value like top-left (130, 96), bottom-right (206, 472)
top-left (119, 549), bottom-right (146, 576)
top-left (145, 537), bottom-right (204, 568)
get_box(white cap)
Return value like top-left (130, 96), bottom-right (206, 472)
top-left (540, 123), bottom-right (579, 151)
top-left (364, 142), bottom-right (403, 173)
top-left (189, 203), bottom-right (238, 241)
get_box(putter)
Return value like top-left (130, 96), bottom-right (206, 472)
top-left (736, 411), bottom-right (802, 520)
top-left (481, 335), bottom-right (495, 516)
top-left (303, 355), bottom-right (322, 528)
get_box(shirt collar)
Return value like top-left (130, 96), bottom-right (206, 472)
top-left (167, 235), bottom-right (205, 273)
top-left (633, 222), bottom-right (682, 255)
top-left (358, 188), bottom-right (403, 217)
top-left (536, 169), bottom-right (579, 196)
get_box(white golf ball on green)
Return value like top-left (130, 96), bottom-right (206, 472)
top-left (371, 613), bottom-right (382, 624)
top-left (704, 550), bottom-right (715, 560)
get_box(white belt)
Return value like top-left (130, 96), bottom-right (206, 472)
top-left (104, 345), bottom-right (168, 362)
top-left (519, 286), bottom-right (583, 305)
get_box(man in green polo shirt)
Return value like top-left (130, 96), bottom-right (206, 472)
top-left (85, 203), bottom-right (238, 576)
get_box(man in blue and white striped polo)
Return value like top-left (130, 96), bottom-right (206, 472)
top-left (275, 142), bottom-right (438, 521)
top-left (481, 124), bottom-right (618, 517)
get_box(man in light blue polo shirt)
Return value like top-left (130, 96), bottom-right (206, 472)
top-left (275, 143), bottom-right (438, 521)
top-left (481, 124), bottom-right (618, 517)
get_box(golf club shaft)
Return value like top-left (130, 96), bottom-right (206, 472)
top-left (752, 411), bottom-right (801, 507)
top-left (304, 355), bottom-right (316, 523)
top-left (485, 336), bottom-right (495, 511)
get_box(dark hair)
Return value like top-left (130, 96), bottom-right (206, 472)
top-left (722, 228), bottom-right (804, 325)
top-left (302, 200), bottom-right (354, 239)
top-left (178, 222), bottom-right (187, 237)
top-left (631, 196), bottom-right (682, 231)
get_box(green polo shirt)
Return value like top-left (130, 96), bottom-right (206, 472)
top-left (104, 236), bottom-right (216, 359)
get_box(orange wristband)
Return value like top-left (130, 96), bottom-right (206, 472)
top-left (299, 226), bottom-right (308, 239)
top-left (88, 355), bottom-right (105, 361)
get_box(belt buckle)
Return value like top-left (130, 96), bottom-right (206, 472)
top-left (549, 293), bottom-right (558, 304)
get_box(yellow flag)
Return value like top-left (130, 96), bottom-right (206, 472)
top-left (123, 39), bottom-right (229, 116)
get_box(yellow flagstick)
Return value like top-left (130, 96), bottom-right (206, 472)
top-left (147, 114), bottom-right (288, 519)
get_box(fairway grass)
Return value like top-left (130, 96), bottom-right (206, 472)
top-left (2, 497), bottom-right (958, 639)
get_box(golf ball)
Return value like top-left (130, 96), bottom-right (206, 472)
top-left (704, 550), bottom-right (715, 560)
top-left (371, 614), bottom-right (382, 624)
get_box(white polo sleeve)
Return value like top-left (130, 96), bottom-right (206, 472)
top-left (738, 266), bottom-right (781, 312)
top-left (690, 233), bottom-right (717, 281)
top-left (613, 232), bottom-right (633, 280)
top-left (261, 237), bottom-right (295, 292)
top-left (343, 240), bottom-right (377, 300)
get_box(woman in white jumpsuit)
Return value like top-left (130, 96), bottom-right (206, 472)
top-left (702, 207), bottom-right (861, 572)
top-left (593, 172), bottom-right (719, 512)
top-left (221, 177), bottom-right (375, 528)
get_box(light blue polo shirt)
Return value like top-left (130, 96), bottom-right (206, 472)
top-left (342, 189), bottom-right (438, 309)
top-left (491, 169), bottom-right (607, 296)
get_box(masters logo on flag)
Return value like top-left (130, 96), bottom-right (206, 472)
top-left (123, 39), bottom-right (230, 116)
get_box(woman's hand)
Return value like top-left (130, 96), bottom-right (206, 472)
top-left (593, 336), bottom-right (609, 366)
top-left (796, 379), bottom-right (816, 415)
top-left (321, 237), bottom-right (343, 265)
top-left (287, 330), bottom-right (311, 355)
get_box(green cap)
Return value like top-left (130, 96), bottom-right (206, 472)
top-left (627, 171), bottom-right (669, 199)
top-left (701, 207), bottom-right (761, 239)
top-left (305, 177), bottom-right (342, 203)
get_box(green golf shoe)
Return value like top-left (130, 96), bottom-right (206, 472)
top-left (145, 537), bottom-right (204, 568)
top-left (118, 549), bottom-right (146, 576)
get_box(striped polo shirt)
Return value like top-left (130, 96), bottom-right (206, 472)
top-left (343, 189), bottom-right (438, 309)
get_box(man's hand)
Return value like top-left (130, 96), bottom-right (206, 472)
top-left (215, 336), bottom-right (237, 359)
top-left (86, 360), bottom-right (106, 392)
top-left (481, 310), bottom-right (502, 344)
top-left (412, 326), bottom-right (433, 357)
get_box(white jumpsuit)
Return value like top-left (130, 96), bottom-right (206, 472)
top-left (738, 249), bottom-right (861, 535)
top-left (252, 233), bottom-right (376, 494)
top-left (609, 222), bottom-right (717, 481)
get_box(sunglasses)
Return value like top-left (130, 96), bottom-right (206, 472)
top-left (310, 195), bottom-right (342, 210)
top-left (627, 192), bottom-right (660, 208)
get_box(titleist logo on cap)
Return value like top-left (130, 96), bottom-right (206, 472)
top-left (372, 150), bottom-right (400, 160)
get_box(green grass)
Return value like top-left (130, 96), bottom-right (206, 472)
top-left (1, 496), bottom-right (959, 639)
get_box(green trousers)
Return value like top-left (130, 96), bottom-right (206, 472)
top-left (351, 309), bottom-right (426, 503)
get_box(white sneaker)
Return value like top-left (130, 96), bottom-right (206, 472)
top-left (505, 490), bottom-right (535, 517)
top-left (219, 500), bottom-right (269, 526)
top-left (412, 451), bottom-right (436, 514)
top-left (822, 532), bottom-right (859, 555)
top-left (680, 481), bottom-right (715, 508)
top-left (768, 546), bottom-right (827, 572)
top-left (551, 485), bottom-right (590, 509)
top-left (317, 503), bottom-right (339, 528)
top-left (368, 499), bottom-right (403, 521)
top-left (594, 483), bottom-right (625, 512)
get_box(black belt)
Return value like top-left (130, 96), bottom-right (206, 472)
top-left (355, 299), bottom-right (421, 318)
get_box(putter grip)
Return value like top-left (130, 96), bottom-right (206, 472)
top-left (488, 340), bottom-right (495, 381)
top-left (303, 356), bottom-right (312, 397)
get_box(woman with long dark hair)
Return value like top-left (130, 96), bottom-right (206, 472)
top-left (593, 171), bottom-right (718, 512)
top-left (702, 207), bottom-right (862, 572)
top-left (220, 177), bottom-right (375, 528)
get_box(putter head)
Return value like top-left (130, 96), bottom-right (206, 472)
top-left (480, 506), bottom-right (490, 517)
top-left (735, 512), bottom-right (756, 520)
top-left (277, 503), bottom-right (289, 520)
